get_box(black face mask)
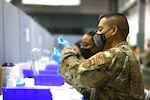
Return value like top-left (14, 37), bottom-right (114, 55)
top-left (93, 27), bottom-right (112, 51)
top-left (80, 48), bottom-right (92, 59)
top-left (93, 34), bottom-right (106, 51)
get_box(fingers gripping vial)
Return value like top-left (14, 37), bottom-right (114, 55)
top-left (50, 47), bottom-right (61, 64)
top-left (51, 35), bottom-right (70, 65)
top-left (57, 35), bottom-right (70, 52)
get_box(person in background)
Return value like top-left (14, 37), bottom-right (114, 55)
top-left (80, 31), bottom-right (100, 59)
top-left (73, 39), bottom-right (83, 60)
top-left (57, 13), bottom-right (144, 100)
top-left (73, 30), bottom-right (100, 60)
top-left (140, 39), bottom-right (150, 67)
top-left (73, 31), bottom-right (100, 100)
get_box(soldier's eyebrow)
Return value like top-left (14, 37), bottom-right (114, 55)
top-left (97, 26), bottom-right (101, 29)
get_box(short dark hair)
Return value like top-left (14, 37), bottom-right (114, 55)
top-left (85, 30), bottom-right (96, 36)
top-left (99, 13), bottom-right (129, 40)
top-left (84, 30), bottom-right (96, 42)
top-left (75, 39), bottom-right (82, 48)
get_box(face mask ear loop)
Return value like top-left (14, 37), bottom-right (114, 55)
top-left (99, 34), bottom-right (106, 51)
top-left (102, 27), bottom-right (112, 36)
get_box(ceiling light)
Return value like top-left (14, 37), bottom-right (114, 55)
top-left (22, 0), bottom-right (81, 6)
top-left (5, 0), bottom-right (12, 2)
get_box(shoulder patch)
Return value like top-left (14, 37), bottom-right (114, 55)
top-left (90, 58), bottom-right (95, 65)
top-left (84, 58), bottom-right (95, 67)
top-left (85, 59), bottom-right (90, 67)
top-left (96, 53), bottom-right (105, 65)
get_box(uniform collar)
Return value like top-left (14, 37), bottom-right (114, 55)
top-left (115, 41), bottom-right (128, 48)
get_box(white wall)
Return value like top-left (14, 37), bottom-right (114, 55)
top-left (144, 0), bottom-right (150, 49)
top-left (126, 5), bottom-right (139, 46)
top-left (126, 1), bottom-right (150, 49)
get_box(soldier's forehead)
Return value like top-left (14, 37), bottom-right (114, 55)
top-left (98, 18), bottom-right (108, 27)
top-left (82, 34), bottom-right (93, 43)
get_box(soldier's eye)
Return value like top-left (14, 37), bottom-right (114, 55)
top-left (97, 28), bottom-right (102, 32)
top-left (80, 43), bottom-right (89, 48)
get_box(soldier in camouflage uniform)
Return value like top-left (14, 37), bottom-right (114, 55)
top-left (74, 31), bottom-right (100, 100)
top-left (73, 39), bottom-right (90, 100)
top-left (58, 13), bottom-right (144, 100)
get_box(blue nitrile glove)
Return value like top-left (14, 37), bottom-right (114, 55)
top-left (50, 47), bottom-right (61, 65)
top-left (57, 35), bottom-right (70, 52)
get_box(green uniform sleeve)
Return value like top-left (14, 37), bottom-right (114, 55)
top-left (59, 46), bottom-right (79, 76)
top-left (60, 46), bottom-right (126, 88)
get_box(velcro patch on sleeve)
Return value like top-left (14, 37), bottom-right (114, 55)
top-left (96, 53), bottom-right (105, 65)
top-left (84, 58), bottom-right (95, 68)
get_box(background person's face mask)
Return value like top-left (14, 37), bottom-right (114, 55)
top-left (80, 48), bottom-right (92, 59)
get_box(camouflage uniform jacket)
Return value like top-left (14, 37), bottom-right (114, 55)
top-left (60, 41), bottom-right (144, 100)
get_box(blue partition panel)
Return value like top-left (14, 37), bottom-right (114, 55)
top-left (3, 1), bottom-right (20, 63)
top-left (19, 10), bottom-right (32, 62)
top-left (30, 20), bottom-right (39, 50)
top-left (0, 0), bottom-right (4, 65)
top-left (37, 25), bottom-right (43, 49)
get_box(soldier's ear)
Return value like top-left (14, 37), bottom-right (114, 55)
top-left (111, 26), bottom-right (118, 36)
